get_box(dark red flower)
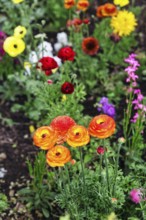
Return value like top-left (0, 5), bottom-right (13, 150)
top-left (83, 18), bottom-right (90, 24)
top-left (58, 47), bottom-right (76, 61)
top-left (37, 57), bottom-right (58, 76)
top-left (61, 82), bottom-right (74, 94)
top-left (97, 146), bottom-right (105, 155)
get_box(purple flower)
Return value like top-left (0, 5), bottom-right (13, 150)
top-left (129, 189), bottom-right (142, 204)
top-left (97, 97), bottom-right (116, 118)
top-left (0, 31), bottom-right (7, 60)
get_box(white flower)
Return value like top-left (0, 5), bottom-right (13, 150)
top-left (37, 41), bottom-right (53, 59)
top-left (29, 51), bottom-right (38, 64)
top-left (53, 56), bottom-right (62, 66)
top-left (0, 168), bottom-right (7, 178)
top-left (54, 42), bottom-right (62, 52)
top-left (57, 32), bottom-right (68, 45)
top-left (37, 41), bottom-right (53, 53)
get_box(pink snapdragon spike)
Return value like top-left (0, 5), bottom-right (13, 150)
top-left (125, 53), bottom-right (140, 84)
top-left (125, 53), bottom-right (146, 123)
top-left (129, 189), bottom-right (142, 204)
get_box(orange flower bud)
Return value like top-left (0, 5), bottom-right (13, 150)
top-left (64, 0), bottom-right (75, 9)
top-left (33, 126), bottom-right (57, 150)
top-left (66, 125), bottom-right (90, 147)
top-left (77, 0), bottom-right (89, 11)
top-left (50, 115), bottom-right (76, 144)
top-left (88, 114), bottom-right (116, 139)
top-left (70, 159), bottom-right (76, 165)
top-left (46, 145), bottom-right (72, 167)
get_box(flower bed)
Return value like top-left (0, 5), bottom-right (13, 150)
top-left (0, 0), bottom-right (146, 219)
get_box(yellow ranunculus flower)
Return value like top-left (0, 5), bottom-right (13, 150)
top-left (114, 0), bottom-right (129, 7)
top-left (14, 26), bottom-right (27, 38)
top-left (12, 0), bottom-right (24, 3)
top-left (3, 36), bottom-right (25, 57)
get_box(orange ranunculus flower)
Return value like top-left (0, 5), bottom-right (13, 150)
top-left (33, 126), bottom-right (57, 150)
top-left (66, 125), bottom-right (90, 147)
top-left (46, 145), bottom-right (71, 167)
top-left (64, 0), bottom-right (75, 9)
top-left (82, 37), bottom-right (99, 55)
top-left (77, 0), bottom-right (89, 11)
top-left (50, 115), bottom-right (76, 144)
top-left (88, 114), bottom-right (116, 139)
top-left (96, 3), bottom-right (118, 18)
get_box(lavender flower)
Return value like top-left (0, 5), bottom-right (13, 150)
top-left (97, 97), bottom-right (116, 118)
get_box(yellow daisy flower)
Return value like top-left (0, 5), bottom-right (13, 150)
top-left (113, 0), bottom-right (129, 7)
top-left (3, 36), bottom-right (25, 57)
top-left (111, 10), bottom-right (137, 36)
top-left (12, 0), bottom-right (24, 3)
top-left (14, 26), bottom-right (27, 38)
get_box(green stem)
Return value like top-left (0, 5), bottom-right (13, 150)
top-left (79, 147), bottom-right (87, 219)
top-left (104, 148), bottom-right (110, 194)
top-left (99, 154), bottom-right (103, 182)
top-left (112, 143), bottom-right (122, 196)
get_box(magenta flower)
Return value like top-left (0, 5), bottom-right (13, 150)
top-left (129, 189), bottom-right (142, 204)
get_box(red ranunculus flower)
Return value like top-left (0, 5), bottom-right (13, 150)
top-left (61, 82), bottom-right (74, 94)
top-left (37, 56), bottom-right (58, 76)
top-left (58, 47), bottom-right (76, 61)
top-left (50, 115), bottom-right (76, 144)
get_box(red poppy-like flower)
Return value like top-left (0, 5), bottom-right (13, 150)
top-left (88, 114), bottom-right (116, 139)
top-left (37, 57), bottom-right (58, 76)
top-left (82, 37), bottom-right (99, 55)
top-left (96, 4), bottom-right (118, 18)
top-left (97, 146), bottom-right (105, 155)
top-left (50, 115), bottom-right (76, 144)
top-left (58, 46), bottom-right (76, 61)
top-left (77, 0), bottom-right (90, 11)
top-left (46, 145), bottom-right (72, 167)
top-left (61, 82), bottom-right (74, 94)
top-left (33, 126), bottom-right (57, 150)
top-left (64, 0), bottom-right (75, 9)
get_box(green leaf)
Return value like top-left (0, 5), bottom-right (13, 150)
top-left (42, 208), bottom-right (50, 218)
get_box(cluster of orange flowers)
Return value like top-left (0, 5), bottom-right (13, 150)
top-left (33, 115), bottom-right (116, 167)
top-left (96, 3), bottom-right (118, 18)
top-left (64, 0), bottom-right (89, 11)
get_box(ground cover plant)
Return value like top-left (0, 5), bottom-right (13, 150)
top-left (0, 0), bottom-right (146, 219)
